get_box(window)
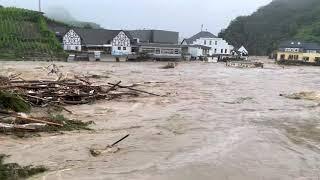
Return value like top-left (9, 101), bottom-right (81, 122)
top-left (123, 47), bottom-right (127, 50)
top-left (118, 47), bottom-right (121, 50)
top-left (221, 49), bottom-right (223, 54)
top-left (214, 49), bottom-right (217, 53)
top-left (315, 57), bottom-right (320, 63)
top-left (288, 55), bottom-right (293, 60)
top-left (161, 48), bottom-right (175, 54)
top-left (155, 48), bottom-right (160, 54)
top-left (204, 40), bottom-right (206, 45)
top-left (293, 55), bottom-right (299, 60)
top-left (209, 41), bottom-right (212, 45)
top-left (174, 49), bottom-right (180, 54)
top-left (215, 41), bottom-right (217, 45)
top-left (280, 54), bottom-right (285, 60)
top-left (133, 38), bottom-right (140, 43)
top-left (225, 49), bottom-right (227, 54)
top-left (303, 57), bottom-right (310, 61)
top-left (307, 50), bottom-right (317, 53)
top-left (142, 48), bottom-right (156, 53)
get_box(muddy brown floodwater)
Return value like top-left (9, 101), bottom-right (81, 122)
top-left (0, 58), bottom-right (320, 180)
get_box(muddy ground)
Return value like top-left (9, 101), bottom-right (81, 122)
top-left (0, 58), bottom-right (320, 180)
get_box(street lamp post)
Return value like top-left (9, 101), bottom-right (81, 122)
top-left (39, 0), bottom-right (41, 12)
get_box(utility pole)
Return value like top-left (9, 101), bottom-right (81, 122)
top-left (38, 0), bottom-right (41, 12)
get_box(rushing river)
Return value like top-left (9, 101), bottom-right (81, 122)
top-left (0, 59), bottom-right (319, 180)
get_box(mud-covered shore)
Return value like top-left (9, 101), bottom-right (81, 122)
top-left (0, 58), bottom-right (319, 180)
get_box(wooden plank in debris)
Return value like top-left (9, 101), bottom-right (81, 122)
top-left (0, 110), bottom-right (63, 126)
top-left (108, 83), bottom-right (162, 97)
top-left (104, 81), bottom-right (122, 94)
top-left (111, 134), bottom-right (130, 147)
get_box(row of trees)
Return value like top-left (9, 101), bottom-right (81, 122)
top-left (219, 0), bottom-right (320, 55)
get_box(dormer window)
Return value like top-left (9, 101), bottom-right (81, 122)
top-left (133, 38), bottom-right (140, 44)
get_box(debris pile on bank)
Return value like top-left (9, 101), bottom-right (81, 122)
top-left (0, 65), bottom-right (161, 136)
top-left (226, 61), bottom-right (264, 68)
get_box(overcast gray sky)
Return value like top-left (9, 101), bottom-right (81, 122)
top-left (0, 0), bottom-right (272, 37)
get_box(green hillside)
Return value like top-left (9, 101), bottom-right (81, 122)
top-left (219, 0), bottom-right (320, 55)
top-left (0, 7), bottom-right (65, 60)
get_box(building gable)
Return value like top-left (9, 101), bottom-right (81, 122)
top-left (63, 29), bottom-right (81, 46)
top-left (238, 46), bottom-right (248, 54)
top-left (112, 31), bottom-right (130, 47)
top-left (181, 39), bottom-right (188, 45)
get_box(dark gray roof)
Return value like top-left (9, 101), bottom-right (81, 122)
top-left (70, 28), bottom-right (133, 45)
top-left (129, 30), bottom-right (179, 44)
top-left (279, 41), bottom-right (320, 50)
top-left (181, 44), bottom-right (211, 49)
top-left (184, 31), bottom-right (217, 44)
top-left (129, 30), bottom-right (153, 43)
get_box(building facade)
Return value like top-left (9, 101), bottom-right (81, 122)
top-left (62, 28), bottom-right (132, 56)
top-left (276, 41), bottom-right (320, 63)
top-left (129, 30), bottom-right (182, 59)
top-left (181, 45), bottom-right (210, 60)
top-left (63, 29), bottom-right (82, 51)
top-left (181, 31), bottom-right (233, 58)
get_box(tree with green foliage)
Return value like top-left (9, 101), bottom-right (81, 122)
top-left (219, 0), bottom-right (320, 55)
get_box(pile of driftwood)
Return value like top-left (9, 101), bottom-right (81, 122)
top-left (226, 61), bottom-right (264, 68)
top-left (0, 78), bottom-right (160, 108)
top-left (0, 66), bottom-right (161, 134)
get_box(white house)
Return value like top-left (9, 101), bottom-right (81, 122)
top-left (63, 29), bottom-right (81, 51)
top-left (62, 28), bottom-right (132, 56)
top-left (181, 45), bottom-right (211, 59)
top-left (238, 46), bottom-right (249, 56)
top-left (181, 31), bottom-right (233, 57)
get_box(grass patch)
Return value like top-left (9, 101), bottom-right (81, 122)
top-left (0, 154), bottom-right (47, 180)
top-left (43, 114), bottom-right (94, 132)
top-left (0, 114), bottom-right (94, 138)
top-left (0, 91), bottom-right (31, 113)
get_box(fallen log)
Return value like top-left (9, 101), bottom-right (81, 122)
top-left (0, 123), bottom-right (37, 131)
top-left (0, 110), bottom-right (63, 126)
top-left (108, 83), bottom-right (162, 97)
top-left (111, 134), bottom-right (130, 147)
top-left (17, 116), bottom-right (63, 127)
top-left (104, 81), bottom-right (121, 94)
